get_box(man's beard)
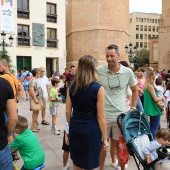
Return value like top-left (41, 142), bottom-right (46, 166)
top-left (0, 70), bottom-right (5, 75)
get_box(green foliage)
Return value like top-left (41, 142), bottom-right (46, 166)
top-left (0, 49), bottom-right (15, 74)
top-left (133, 49), bottom-right (149, 70)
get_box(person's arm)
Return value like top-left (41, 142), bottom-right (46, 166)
top-left (16, 82), bottom-right (24, 101)
top-left (130, 85), bottom-right (138, 109)
top-left (148, 85), bottom-right (164, 102)
top-left (65, 132), bottom-right (69, 146)
top-left (97, 86), bottom-right (108, 148)
top-left (46, 85), bottom-right (49, 96)
top-left (6, 99), bottom-right (18, 137)
top-left (66, 88), bottom-right (72, 125)
top-left (29, 84), bottom-right (39, 104)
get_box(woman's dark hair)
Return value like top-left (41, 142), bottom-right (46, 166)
top-left (155, 77), bottom-right (163, 86)
top-left (119, 61), bottom-right (129, 67)
top-left (31, 68), bottom-right (39, 77)
top-left (155, 128), bottom-right (170, 140)
top-left (51, 77), bottom-right (60, 86)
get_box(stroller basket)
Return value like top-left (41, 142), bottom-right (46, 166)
top-left (117, 110), bottom-right (169, 170)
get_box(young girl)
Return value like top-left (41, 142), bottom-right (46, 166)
top-left (164, 82), bottom-right (170, 119)
top-left (49, 77), bottom-right (61, 135)
top-left (143, 71), bottom-right (164, 136)
top-left (143, 128), bottom-right (170, 170)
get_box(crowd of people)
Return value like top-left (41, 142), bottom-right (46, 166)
top-left (0, 44), bottom-right (170, 170)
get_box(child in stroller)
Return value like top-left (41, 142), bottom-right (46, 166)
top-left (143, 128), bottom-right (170, 170)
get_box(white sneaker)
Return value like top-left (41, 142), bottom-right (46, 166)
top-left (125, 164), bottom-right (128, 169)
top-left (111, 159), bottom-right (118, 168)
top-left (55, 127), bottom-right (60, 131)
top-left (116, 166), bottom-right (121, 170)
top-left (54, 129), bottom-right (60, 135)
top-left (62, 163), bottom-right (70, 170)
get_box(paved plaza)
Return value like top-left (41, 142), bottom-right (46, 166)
top-left (15, 95), bottom-right (167, 170)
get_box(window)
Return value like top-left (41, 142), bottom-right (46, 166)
top-left (140, 25), bottom-right (143, 31)
top-left (144, 34), bottom-right (147, 40)
top-left (17, 56), bottom-right (31, 71)
top-left (152, 19), bottom-right (154, 23)
top-left (148, 34), bottom-right (151, 39)
top-left (148, 26), bottom-right (151, 31)
top-left (141, 18), bottom-right (143, 22)
top-left (155, 19), bottom-right (157, 23)
top-left (150, 19), bottom-right (152, 23)
top-left (17, 0), bottom-right (29, 19)
top-left (136, 17), bottom-right (138, 22)
top-left (136, 34), bottom-right (139, 39)
top-left (144, 26), bottom-right (147, 31)
top-left (157, 27), bottom-right (159, 32)
top-left (17, 25), bottom-right (30, 46)
top-left (144, 42), bottom-right (147, 48)
top-left (144, 18), bottom-right (146, 23)
top-left (136, 42), bottom-right (139, 48)
top-left (47, 3), bottom-right (57, 23)
top-left (140, 34), bottom-right (143, 39)
top-left (136, 25), bottom-right (139, 31)
top-left (47, 28), bottom-right (58, 48)
top-left (147, 18), bottom-right (149, 23)
top-left (152, 26), bottom-right (155, 32)
top-left (140, 42), bottom-right (143, 48)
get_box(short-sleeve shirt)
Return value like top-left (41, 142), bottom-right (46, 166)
top-left (164, 90), bottom-right (170, 107)
top-left (49, 87), bottom-right (58, 107)
top-left (10, 129), bottom-right (45, 169)
top-left (66, 73), bottom-right (76, 87)
top-left (21, 71), bottom-right (32, 86)
top-left (97, 64), bottom-right (137, 121)
top-left (29, 78), bottom-right (43, 100)
top-left (0, 78), bottom-right (14, 150)
top-left (37, 76), bottom-right (49, 98)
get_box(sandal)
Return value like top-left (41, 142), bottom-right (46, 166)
top-left (31, 129), bottom-right (40, 133)
top-left (41, 120), bottom-right (49, 125)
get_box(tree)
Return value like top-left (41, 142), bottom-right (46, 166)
top-left (133, 49), bottom-right (149, 70)
top-left (0, 49), bottom-right (15, 73)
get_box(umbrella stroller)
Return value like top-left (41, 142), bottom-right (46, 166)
top-left (117, 110), bottom-right (170, 170)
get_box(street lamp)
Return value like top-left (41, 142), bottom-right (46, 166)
top-left (0, 31), bottom-right (14, 58)
top-left (124, 43), bottom-right (137, 61)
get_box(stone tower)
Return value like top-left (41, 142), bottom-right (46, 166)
top-left (66, 0), bottom-right (130, 68)
top-left (158, 0), bottom-right (170, 70)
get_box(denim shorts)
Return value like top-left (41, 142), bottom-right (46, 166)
top-left (0, 144), bottom-right (13, 170)
top-left (24, 85), bottom-right (29, 91)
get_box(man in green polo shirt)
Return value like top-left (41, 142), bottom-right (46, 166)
top-left (97, 44), bottom-right (138, 170)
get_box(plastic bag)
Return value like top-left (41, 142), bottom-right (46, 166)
top-left (118, 134), bottom-right (129, 164)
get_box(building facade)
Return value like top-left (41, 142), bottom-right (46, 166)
top-left (129, 12), bottom-right (160, 50)
top-left (66, 0), bottom-right (130, 68)
top-left (158, 0), bottom-right (170, 70)
top-left (0, 0), bottom-right (66, 77)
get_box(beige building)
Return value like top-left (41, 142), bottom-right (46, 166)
top-left (1, 0), bottom-right (66, 77)
top-left (129, 12), bottom-right (160, 50)
top-left (66, 0), bottom-right (130, 68)
top-left (158, 0), bottom-right (170, 70)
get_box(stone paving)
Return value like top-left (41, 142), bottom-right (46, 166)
top-left (15, 96), bottom-right (167, 170)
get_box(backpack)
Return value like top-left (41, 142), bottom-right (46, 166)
top-left (25, 72), bottom-right (31, 81)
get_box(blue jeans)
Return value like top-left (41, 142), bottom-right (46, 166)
top-left (0, 144), bottom-right (13, 170)
top-left (150, 116), bottom-right (160, 138)
top-left (136, 97), bottom-right (144, 113)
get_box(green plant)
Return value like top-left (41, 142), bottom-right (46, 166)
top-left (0, 49), bottom-right (15, 74)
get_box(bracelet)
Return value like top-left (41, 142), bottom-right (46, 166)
top-left (131, 106), bottom-right (136, 110)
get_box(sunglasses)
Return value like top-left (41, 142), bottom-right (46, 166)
top-left (108, 76), bottom-right (120, 89)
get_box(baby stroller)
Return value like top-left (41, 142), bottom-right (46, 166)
top-left (117, 110), bottom-right (170, 170)
top-left (59, 83), bottom-right (67, 103)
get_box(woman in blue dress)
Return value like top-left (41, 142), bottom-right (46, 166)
top-left (66, 55), bottom-right (108, 170)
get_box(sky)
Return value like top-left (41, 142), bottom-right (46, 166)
top-left (130, 0), bottom-right (162, 14)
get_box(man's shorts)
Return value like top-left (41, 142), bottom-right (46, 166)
top-left (62, 131), bottom-right (69, 151)
top-left (107, 120), bottom-right (120, 141)
top-left (49, 106), bottom-right (58, 115)
top-left (24, 85), bottom-right (29, 91)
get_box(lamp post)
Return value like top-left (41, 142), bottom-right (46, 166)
top-left (0, 31), bottom-right (14, 58)
top-left (124, 43), bottom-right (137, 64)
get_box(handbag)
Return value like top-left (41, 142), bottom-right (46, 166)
top-left (118, 133), bottom-right (129, 164)
top-left (30, 99), bottom-right (44, 111)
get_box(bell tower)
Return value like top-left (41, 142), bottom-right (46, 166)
top-left (66, 0), bottom-right (130, 67)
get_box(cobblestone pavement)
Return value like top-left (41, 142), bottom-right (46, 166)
top-left (15, 96), bottom-right (167, 170)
